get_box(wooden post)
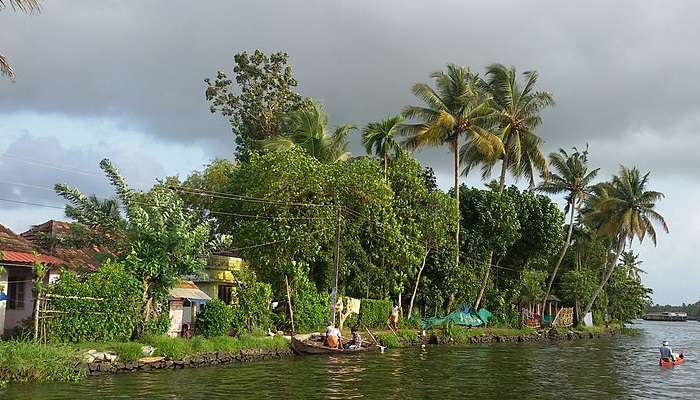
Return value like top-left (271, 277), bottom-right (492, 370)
top-left (285, 274), bottom-right (295, 333)
top-left (33, 294), bottom-right (40, 341)
top-left (329, 206), bottom-right (341, 325)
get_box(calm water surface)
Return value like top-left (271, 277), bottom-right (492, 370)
top-left (4, 320), bottom-right (699, 399)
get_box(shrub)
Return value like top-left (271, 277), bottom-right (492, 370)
top-left (0, 341), bottom-right (83, 384)
top-left (196, 299), bottom-right (234, 337)
top-left (374, 332), bottom-right (400, 348)
top-left (46, 261), bottom-right (144, 342)
top-left (230, 271), bottom-right (273, 334)
top-left (289, 272), bottom-right (329, 332)
top-left (357, 299), bottom-right (392, 329)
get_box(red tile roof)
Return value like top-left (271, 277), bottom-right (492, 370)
top-left (0, 224), bottom-right (65, 266)
top-left (21, 220), bottom-right (113, 271)
top-left (1, 250), bottom-right (65, 265)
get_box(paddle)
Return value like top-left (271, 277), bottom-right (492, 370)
top-left (363, 326), bottom-right (386, 353)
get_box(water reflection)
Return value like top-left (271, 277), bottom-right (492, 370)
top-left (4, 321), bottom-right (700, 399)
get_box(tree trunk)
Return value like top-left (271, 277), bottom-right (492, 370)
top-left (384, 153), bottom-right (388, 181)
top-left (498, 150), bottom-right (509, 193)
top-left (453, 136), bottom-right (460, 271)
top-left (580, 237), bottom-right (625, 321)
top-left (408, 249), bottom-right (429, 319)
top-left (540, 198), bottom-right (577, 314)
top-left (474, 253), bottom-right (493, 310)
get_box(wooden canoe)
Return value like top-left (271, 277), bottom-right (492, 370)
top-left (659, 353), bottom-right (685, 368)
top-left (291, 333), bottom-right (379, 355)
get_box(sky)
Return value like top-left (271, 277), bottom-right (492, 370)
top-left (0, 0), bottom-right (697, 305)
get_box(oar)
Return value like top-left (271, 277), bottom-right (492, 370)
top-left (387, 323), bottom-right (399, 338)
top-left (364, 326), bottom-right (386, 353)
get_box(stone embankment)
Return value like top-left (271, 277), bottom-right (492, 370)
top-left (85, 348), bottom-right (294, 376)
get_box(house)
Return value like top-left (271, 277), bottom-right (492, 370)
top-left (21, 220), bottom-right (112, 272)
top-left (193, 253), bottom-right (247, 304)
top-left (167, 281), bottom-right (211, 337)
top-left (0, 224), bottom-right (65, 335)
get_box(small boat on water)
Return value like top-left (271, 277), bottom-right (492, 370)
top-left (291, 333), bottom-right (380, 355)
top-left (659, 353), bottom-right (685, 368)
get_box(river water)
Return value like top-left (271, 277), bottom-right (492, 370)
top-left (5, 320), bottom-right (699, 399)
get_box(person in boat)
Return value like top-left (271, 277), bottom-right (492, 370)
top-left (345, 327), bottom-right (362, 350)
top-left (325, 324), bottom-right (342, 349)
top-left (388, 304), bottom-right (400, 330)
top-left (660, 340), bottom-right (680, 361)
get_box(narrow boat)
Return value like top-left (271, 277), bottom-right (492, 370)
top-left (291, 333), bottom-right (379, 355)
top-left (659, 353), bottom-right (685, 368)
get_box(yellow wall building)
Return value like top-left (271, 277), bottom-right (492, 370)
top-left (194, 254), bottom-right (247, 303)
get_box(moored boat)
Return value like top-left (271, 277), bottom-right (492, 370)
top-left (291, 333), bottom-right (379, 355)
top-left (659, 353), bottom-right (685, 368)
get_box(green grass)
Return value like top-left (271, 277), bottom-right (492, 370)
top-left (138, 335), bottom-right (289, 359)
top-left (374, 332), bottom-right (401, 348)
top-left (0, 340), bottom-right (84, 384)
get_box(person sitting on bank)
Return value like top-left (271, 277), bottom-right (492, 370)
top-left (345, 327), bottom-right (362, 349)
top-left (325, 325), bottom-right (342, 349)
top-left (660, 340), bottom-right (679, 361)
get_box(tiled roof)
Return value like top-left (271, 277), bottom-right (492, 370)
top-left (21, 220), bottom-right (113, 271)
top-left (0, 224), bottom-right (65, 266)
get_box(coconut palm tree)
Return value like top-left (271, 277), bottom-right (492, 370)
top-left (1, 0), bottom-right (40, 80)
top-left (580, 166), bottom-right (668, 319)
top-left (620, 250), bottom-right (645, 281)
top-left (463, 64), bottom-right (554, 192)
top-left (537, 147), bottom-right (599, 314)
top-left (362, 115), bottom-right (404, 180)
top-left (264, 101), bottom-right (354, 163)
top-left (400, 64), bottom-right (502, 270)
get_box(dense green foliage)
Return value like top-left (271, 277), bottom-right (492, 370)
top-left (230, 270), bottom-right (274, 334)
top-left (205, 50), bottom-right (308, 161)
top-left (196, 299), bottom-right (234, 338)
top-left (54, 159), bottom-right (227, 337)
top-left (45, 261), bottom-right (144, 342)
top-left (356, 299), bottom-right (393, 329)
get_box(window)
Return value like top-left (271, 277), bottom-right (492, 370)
top-left (7, 279), bottom-right (25, 310)
top-left (218, 285), bottom-right (233, 304)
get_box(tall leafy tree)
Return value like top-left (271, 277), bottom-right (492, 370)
top-left (537, 147), bottom-right (599, 313)
top-left (362, 115), bottom-right (404, 180)
top-left (620, 250), bottom-right (645, 281)
top-left (463, 64), bottom-right (554, 192)
top-left (1, 0), bottom-right (40, 80)
top-left (263, 101), bottom-right (354, 163)
top-left (580, 166), bottom-right (668, 319)
top-left (55, 159), bottom-right (227, 336)
top-left (205, 50), bottom-right (308, 161)
top-left (401, 64), bottom-right (502, 270)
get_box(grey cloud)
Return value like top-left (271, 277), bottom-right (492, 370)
top-left (0, 134), bottom-right (165, 210)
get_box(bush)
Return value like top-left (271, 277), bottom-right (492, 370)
top-left (289, 272), bottom-right (329, 332)
top-left (196, 299), bottom-right (234, 337)
top-left (357, 299), bottom-right (392, 329)
top-left (0, 341), bottom-right (83, 384)
top-left (46, 261), bottom-right (144, 342)
top-left (374, 332), bottom-right (400, 348)
top-left (230, 271), bottom-right (274, 334)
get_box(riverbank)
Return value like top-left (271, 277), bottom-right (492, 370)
top-left (0, 324), bottom-right (623, 386)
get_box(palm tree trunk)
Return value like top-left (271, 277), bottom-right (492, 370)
top-left (453, 136), bottom-right (460, 270)
top-left (580, 236), bottom-right (625, 321)
top-left (384, 153), bottom-right (388, 181)
top-left (408, 247), bottom-right (429, 319)
top-left (474, 253), bottom-right (494, 309)
top-left (540, 198), bottom-right (576, 315)
top-left (498, 150), bottom-right (509, 192)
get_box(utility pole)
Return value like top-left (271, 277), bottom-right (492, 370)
top-left (329, 206), bottom-right (341, 325)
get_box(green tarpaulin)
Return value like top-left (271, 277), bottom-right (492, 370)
top-left (421, 307), bottom-right (492, 330)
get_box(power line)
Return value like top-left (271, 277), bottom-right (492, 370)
top-left (228, 227), bottom-right (334, 251)
top-left (0, 154), bottom-right (103, 178)
top-left (0, 197), bottom-right (65, 210)
top-left (168, 185), bottom-right (332, 208)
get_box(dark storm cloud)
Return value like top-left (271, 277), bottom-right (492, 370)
top-left (2, 0), bottom-right (700, 173)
